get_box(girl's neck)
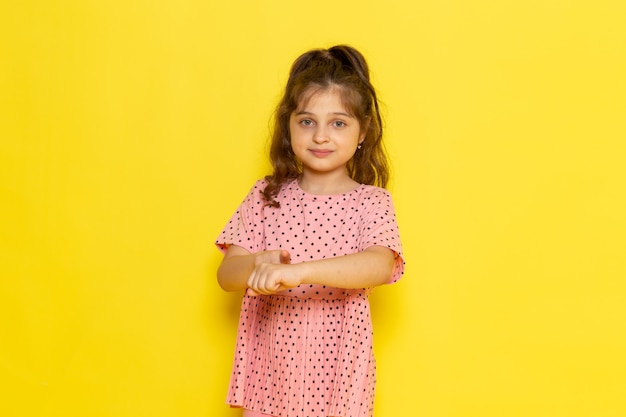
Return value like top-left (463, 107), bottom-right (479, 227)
top-left (298, 173), bottom-right (360, 195)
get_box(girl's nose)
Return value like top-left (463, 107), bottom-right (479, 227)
top-left (313, 127), bottom-right (330, 143)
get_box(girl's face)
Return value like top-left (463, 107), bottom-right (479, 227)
top-left (289, 88), bottom-right (365, 183)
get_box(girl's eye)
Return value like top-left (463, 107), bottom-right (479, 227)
top-left (299, 119), bottom-right (314, 126)
top-left (333, 121), bottom-right (346, 128)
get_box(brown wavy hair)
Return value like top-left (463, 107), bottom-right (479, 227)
top-left (263, 45), bottom-right (388, 207)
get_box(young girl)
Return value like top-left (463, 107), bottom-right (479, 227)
top-left (215, 45), bottom-right (404, 417)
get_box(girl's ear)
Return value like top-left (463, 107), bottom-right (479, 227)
top-left (359, 116), bottom-right (371, 142)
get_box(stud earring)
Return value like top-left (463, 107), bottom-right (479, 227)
top-left (357, 144), bottom-right (362, 150)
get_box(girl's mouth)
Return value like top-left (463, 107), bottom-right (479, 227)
top-left (310, 149), bottom-right (332, 157)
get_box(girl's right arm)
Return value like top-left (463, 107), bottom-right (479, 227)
top-left (217, 245), bottom-right (291, 292)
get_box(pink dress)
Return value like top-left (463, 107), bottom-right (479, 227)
top-left (216, 178), bottom-right (404, 417)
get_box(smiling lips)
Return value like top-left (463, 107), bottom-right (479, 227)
top-left (310, 149), bottom-right (333, 157)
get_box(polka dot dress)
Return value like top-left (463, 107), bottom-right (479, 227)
top-left (216, 178), bottom-right (404, 417)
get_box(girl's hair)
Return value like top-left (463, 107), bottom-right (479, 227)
top-left (263, 45), bottom-right (388, 206)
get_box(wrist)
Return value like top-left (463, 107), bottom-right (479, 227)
top-left (294, 261), bottom-right (313, 286)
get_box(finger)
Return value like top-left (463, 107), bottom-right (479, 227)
top-left (280, 250), bottom-right (291, 264)
top-left (274, 284), bottom-right (290, 293)
top-left (248, 273), bottom-right (272, 296)
top-left (247, 271), bottom-right (261, 295)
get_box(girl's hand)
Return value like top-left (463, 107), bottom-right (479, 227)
top-left (253, 249), bottom-right (291, 268)
top-left (247, 250), bottom-right (299, 296)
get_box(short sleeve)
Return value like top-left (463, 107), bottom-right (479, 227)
top-left (358, 188), bottom-right (405, 284)
top-left (215, 180), bottom-right (267, 255)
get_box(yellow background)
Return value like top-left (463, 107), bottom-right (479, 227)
top-left (1, 0), bottom-right (625, 416)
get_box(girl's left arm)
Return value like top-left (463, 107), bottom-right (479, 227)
top-left (246, 245), bottom-right (396, 295)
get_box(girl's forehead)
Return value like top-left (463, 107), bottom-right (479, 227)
top-left (296, 86), bottom-right (354, 114)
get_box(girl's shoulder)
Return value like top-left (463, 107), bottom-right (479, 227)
top-left (242, 177), bottom-right (297, 202)
top-left (237, 178), bottom-right (269, 206)
top-left (357, 184), bottom-right (393, 200)
top-left (252, 178), bottom-right (269, 188)
top-left (359, 183), bottom-right (390, 194)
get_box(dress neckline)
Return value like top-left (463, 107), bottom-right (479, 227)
top-left (290, 178), bottom-right (364, 200)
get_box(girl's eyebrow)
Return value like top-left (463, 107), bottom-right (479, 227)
top-left (294, 110), bottom-right (354, 117)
